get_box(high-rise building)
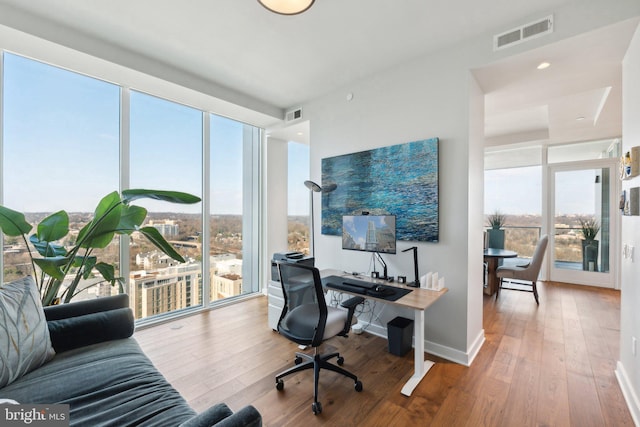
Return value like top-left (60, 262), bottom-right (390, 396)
top-left (148, 220), bottom-right (180, 237)
top-left (129, 262), bottom-right (202, 319)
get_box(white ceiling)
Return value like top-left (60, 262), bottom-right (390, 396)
top-left (0, 0), bottom-right (636, 147)
top-left (475, 18), bottom-right (639, 147)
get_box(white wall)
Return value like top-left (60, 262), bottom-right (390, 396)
top-left (616, 23), bottom-right (640, 425)
top-left (467, 74), bottom-right (486, 360)
top-left (303, 42), bottom-right (488, 363)
top-left (264, 137), bottom-right (289, 287)
top-left (300, 0), bottom-right (640, 365)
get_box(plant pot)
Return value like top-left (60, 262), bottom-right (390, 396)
top-left (582, 239), bottom-right (599, 271)
top-left (487, 228), bottom-right (505, 249)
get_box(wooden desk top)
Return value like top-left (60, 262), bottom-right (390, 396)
top-left (320, 269), bottom-right (447, 311)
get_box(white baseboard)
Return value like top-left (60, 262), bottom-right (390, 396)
top-left (358, 322), bottom-right (485, 366)
top-left (615, 361), bottom-right (640, 426)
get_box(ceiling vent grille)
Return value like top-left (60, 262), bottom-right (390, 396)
top-left (494, 15), bottom-right (553, 51)
top-left (285, 107), bottom-right (303, 122)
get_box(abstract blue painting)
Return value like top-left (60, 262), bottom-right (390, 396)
top-left (321, 138), bottom-right (439, 242)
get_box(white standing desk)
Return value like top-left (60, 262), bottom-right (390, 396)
top-left (320, 269), bottom-right (448, 396)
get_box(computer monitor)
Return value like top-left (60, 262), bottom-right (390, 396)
top-left (342, 215), bottom-right (396, 254)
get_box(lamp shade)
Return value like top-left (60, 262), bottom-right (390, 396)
top-left (304, 180), bottom-right (322, 192)
top-left (258, 0), bottom-right (315, 15)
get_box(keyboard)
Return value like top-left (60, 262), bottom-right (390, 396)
top-left (323, 275), bottom-right (396, 297)
top-left (323, 275), bottom-right (375, 289)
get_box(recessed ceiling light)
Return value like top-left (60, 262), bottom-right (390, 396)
top-left (297, 132), bottom-right (304, 136)
top-left (576, 116), bottom-right (585, 121)
top-left (537, 62), bottom-right (551, 70)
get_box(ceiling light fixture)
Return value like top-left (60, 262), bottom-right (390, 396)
top-left (258, 0), bottom-right (315, 15)
top-left (537, 61), bottom-right (551, 70)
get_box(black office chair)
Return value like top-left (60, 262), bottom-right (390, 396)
top-left (275, 262), bottom-right (365, 415)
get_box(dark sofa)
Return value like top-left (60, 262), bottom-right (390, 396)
top-left (0, 294), bottom-right (261, 427)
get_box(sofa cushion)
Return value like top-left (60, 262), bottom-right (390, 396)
top-left (0, 276), bottom-right (55, 388)
top-left (0, 338), bottom-right (197, 426)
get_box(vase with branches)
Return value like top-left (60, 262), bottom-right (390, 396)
top-left (486, 210), bottom-right (507, 249)
top-left (487, 211), bottom-right (507, 230)
top-left (579, 216), bottom-right (600, 271)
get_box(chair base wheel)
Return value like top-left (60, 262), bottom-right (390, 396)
top-left (312, 401), bottom-right (322, 415)
top-left (294, 356), bottom-right (303, 365)
top-left (276, 379), bottom-right (284, 391)
top-left (337, 356), bottom-right (344, 366)
top-left (355, 380), bottom-right (363, 392)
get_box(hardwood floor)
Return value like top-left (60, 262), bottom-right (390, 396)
top-left (136, 281), bottom-right (633, 426)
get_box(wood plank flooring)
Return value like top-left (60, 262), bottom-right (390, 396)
top-left (136, 281), bottom-right (633, 426)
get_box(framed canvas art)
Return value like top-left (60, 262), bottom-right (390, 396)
top-left (321, 138), bottom-right (439, 242)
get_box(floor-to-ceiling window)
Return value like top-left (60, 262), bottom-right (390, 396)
top-left (209, 115), bottom-right (260, 303)
top-left (484, 139), bottom-right (620, 288)
top-left (484, 146), bottom-right (542, 258)
top-left (287, 142), bottom-right (310, 255)
top-left (1, 52), bottom-right (261, 320)
top-left (1, 52), bottom-right (120, 300)
top-left (129, 91), bottom-right (204, 319)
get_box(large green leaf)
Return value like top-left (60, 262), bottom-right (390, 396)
top-left (76, 255), bottom-right (97, 279)
top-left (138, 226), bottom-right (186, 263)
top-left (77, 192), bottom-right (123, 249)
top-left (122, 189), bottom-right (201, 205)
top-left (0, 206), bottom-right (32, 236)
top-left (94, 262), bottom-right (117, 283)
top-left (37, 211), bottom-right (69, 242)
top-left (116, 205), bottom-right (147, 234)
top-left (33, 256), bottom-right (70, 281)
top-left (29, 234), bottom-right (67, 257)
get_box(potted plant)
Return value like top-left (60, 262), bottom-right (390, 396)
top-left (579, 217), bottom-right (600, 271)
top-left (0, 189), bottom-right (201, 305)
top-left (486, 210), bottom-right (507, 249)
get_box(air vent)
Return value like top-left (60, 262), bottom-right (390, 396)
top-left (494, 15), bottom-right (553, 51)
top-left (285, 107), bottom-right (303, 122)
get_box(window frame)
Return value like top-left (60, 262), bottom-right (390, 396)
top-left (0, 50), bottom-right (263, 326)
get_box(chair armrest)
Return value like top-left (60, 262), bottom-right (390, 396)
top-left (341, 296), bottom-right (365, 311)
top-left (338, 296), bottom-right (365, 336)
top-left (179, 404), bottom-right (262, 427)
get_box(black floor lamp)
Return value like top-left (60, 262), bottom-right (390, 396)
top-left (304, 180), bottom-right (337, 257)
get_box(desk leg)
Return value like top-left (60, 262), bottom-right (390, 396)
top-left (401, 309), bottom-right (434, 396)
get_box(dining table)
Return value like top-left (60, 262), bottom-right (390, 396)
top-left (483, 248), bottom-right (517, 295)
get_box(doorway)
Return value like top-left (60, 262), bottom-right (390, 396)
top-left (548, 159), bottom-right (619, 288)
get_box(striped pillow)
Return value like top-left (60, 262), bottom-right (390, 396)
top-left (0, 276), bottom-right (55, 387)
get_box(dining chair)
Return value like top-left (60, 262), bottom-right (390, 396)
top-left (496, 235), bottom-right (548, 304)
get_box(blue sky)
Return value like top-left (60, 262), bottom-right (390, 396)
top-left (2, 52), bottom-right (257, 215)
top-left (485, 166), bottom-right (600, 216)
top-left (5, 52), bottom-right (594, 219)
top-left (287, 142), bottom-right (310, 216)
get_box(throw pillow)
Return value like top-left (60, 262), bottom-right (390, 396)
top-left (0, 276), bottom-right (55, 388)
